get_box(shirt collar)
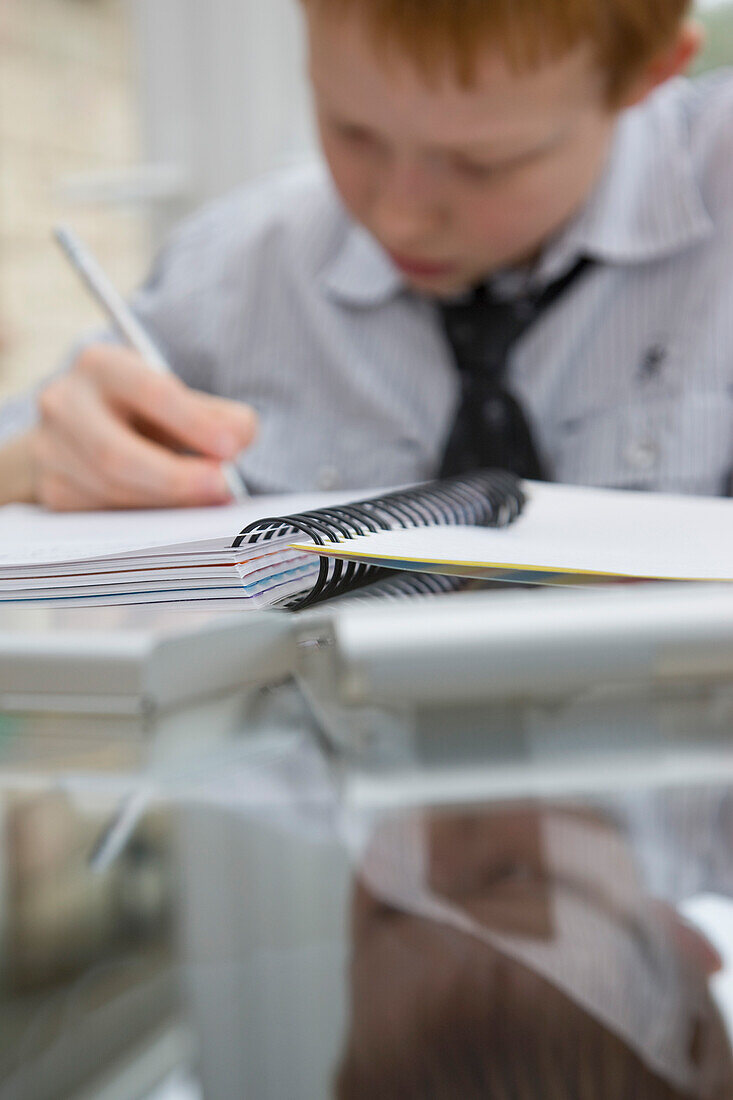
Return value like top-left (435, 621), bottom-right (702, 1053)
top-left (320, 222), bottom-right (405, 307)
top-left (321, 79), bottom-right (715, 305)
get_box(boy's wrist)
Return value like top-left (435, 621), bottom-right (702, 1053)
top-left (0, 431), bottom-right (37, 505)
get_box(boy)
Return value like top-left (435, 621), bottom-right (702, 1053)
top-left (0, 0), bottom-right (730, 510)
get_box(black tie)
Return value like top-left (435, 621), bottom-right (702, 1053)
top-left (438, 258), bottom-right (594, 479)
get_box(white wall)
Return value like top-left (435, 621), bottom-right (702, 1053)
top-left (130, 0), bottom-right (316, 244)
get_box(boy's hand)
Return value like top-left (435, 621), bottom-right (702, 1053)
top-left (3, 345), bottom-right (258, 511)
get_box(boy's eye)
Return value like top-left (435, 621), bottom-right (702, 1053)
top-left (336, 123), bottom-right (378, 147)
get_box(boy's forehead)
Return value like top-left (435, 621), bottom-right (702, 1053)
top-left (307, 8), bottom-right (605, 145)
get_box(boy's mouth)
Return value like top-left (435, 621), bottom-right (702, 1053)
top-left (387, 252), bottom-right (459, 280)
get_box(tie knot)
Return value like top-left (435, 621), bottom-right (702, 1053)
top-left (441, 289), bottom-right (538, 378)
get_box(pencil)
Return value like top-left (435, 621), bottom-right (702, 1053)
top-left (53, 224), bottom-right (248, 500)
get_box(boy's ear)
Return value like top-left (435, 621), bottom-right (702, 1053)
top-left (620, 20), bottom-right (704, 108)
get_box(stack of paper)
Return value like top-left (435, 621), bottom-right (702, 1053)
top-left (0, 494), bottom-right (333, 609)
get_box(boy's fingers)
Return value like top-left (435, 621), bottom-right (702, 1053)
top-left (56, 382), bottom-right (233, 507)
top-left (34, 423), bottom-right (216, 511)
top-left (190, 392), bottom-right (260, 457)
top-left (36, 471), bottom-right (107, 513)
top-left (76, 346), bottom-right (258, 459)
top-left (32, 426), bottom-right (110, 504)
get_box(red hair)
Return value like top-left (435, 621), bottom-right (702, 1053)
top-left (304, 0), bottom-right (692, 103)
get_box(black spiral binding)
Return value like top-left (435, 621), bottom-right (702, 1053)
top-left (232, 469), bottom-right (525, 610)
top-left (341, 573), bottom-right (475, 603)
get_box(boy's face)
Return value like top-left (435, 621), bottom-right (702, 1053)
top-left (306, 6), bottom-right (620, 296)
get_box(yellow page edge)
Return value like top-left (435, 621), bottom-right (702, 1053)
top-left (289, 542), bottom-right (733, 584)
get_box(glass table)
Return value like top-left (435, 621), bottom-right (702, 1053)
top-left (3, 588), bottom-right (733, 1099)
top-left (2, 703), bottom-right (733, 1099)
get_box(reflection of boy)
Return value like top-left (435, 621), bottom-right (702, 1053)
top-left (0, 1), bottom-right (731, 509)
top-left (337, 807), bottom-right (733, 1099)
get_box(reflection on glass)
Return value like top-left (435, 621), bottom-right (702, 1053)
top-left (0, 791), bottom-right (177, 1097)
top-left (4, 734), bottom-right (733, 1099)
top-left (337, 806), bottom-right (733, 1099)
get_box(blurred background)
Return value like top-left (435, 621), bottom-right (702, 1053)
top-left (0, 0), bottom-right (731, 401)
top-left (0, 0), bottom-right (312, 403)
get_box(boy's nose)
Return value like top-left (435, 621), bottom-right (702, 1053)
top-left (370, 158), bottom-right (444, 247)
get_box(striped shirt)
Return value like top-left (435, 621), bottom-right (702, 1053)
top-left (3, 72), bottom-right (733, 497)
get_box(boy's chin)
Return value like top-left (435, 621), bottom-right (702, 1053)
top-left (403, 269), bottom-right (482, 299)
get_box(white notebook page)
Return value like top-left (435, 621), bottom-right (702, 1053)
top-left (0, 491), bottom-right (357, 570)
top-left (302, 482), bottom-right (733, 582)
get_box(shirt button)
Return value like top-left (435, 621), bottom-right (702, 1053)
top-left (317, 466), bottom-right (340, 490)
top-left (624, 440), bottom-right (659, 471)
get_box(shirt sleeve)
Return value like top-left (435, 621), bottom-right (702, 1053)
top-left (122, 174), bottom-right (308, 395)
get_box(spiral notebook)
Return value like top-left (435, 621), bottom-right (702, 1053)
top-left (295, 480), bottom-right (733, 587)
top-left (0, 471), bottom-right (523, 610)
top-left (4, 473), bottom-right (732, 611)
